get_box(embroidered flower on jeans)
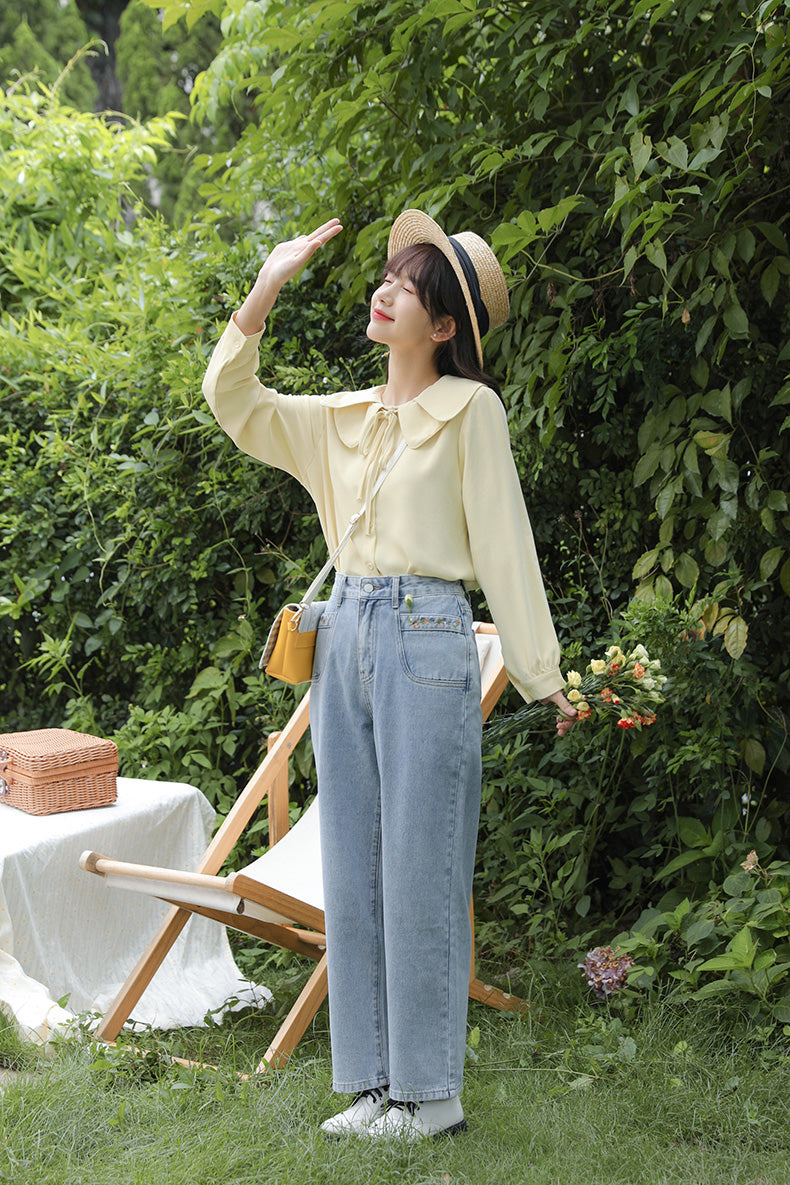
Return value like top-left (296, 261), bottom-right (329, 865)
top-left (407, 616), bottom-right (462, 629)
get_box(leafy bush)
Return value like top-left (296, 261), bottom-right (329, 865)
top-left (477, 595), bottom-right (788, 949)
top-left (611, 856), bottom-right (790, 1024)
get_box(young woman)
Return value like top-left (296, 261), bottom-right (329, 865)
top-left (202, 211), bottom-right (576, 1139)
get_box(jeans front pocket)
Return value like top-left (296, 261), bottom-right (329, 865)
top-left (310, 605), bottom-right (338, 684)
top-left (395, 598), bottom-right (470, 688)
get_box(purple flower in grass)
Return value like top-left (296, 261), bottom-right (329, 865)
top-left (579, 945), bottom-right (635, 999)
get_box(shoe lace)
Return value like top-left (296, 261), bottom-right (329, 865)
top-left (386, 1099), bottom-right (418, 1116)
top-left (353, 1085), bottom-right (388, 1105)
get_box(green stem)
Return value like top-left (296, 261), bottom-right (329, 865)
top-left (537, 845), bottom-right (562, 942)
top-left (577, 727), bottom-right (627, 894)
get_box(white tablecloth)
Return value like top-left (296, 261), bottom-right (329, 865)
top-left (0, 777), bottom-right (269, 1039)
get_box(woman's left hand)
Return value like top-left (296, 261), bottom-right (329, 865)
top-left (540, 690), bottom-right (578, 736)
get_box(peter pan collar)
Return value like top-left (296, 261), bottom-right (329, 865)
top-left (321, 375), bottom-right (483, 448)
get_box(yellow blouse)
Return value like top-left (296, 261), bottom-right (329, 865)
top-left (202, 316), bottom-right (564, 703)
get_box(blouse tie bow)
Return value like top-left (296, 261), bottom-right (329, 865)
top-left (357, 404), bottom-right (401, 536)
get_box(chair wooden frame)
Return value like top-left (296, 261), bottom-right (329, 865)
top-left (82, 624), bottom-right (525, 1072)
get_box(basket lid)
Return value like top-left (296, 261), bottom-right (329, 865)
top-left (0, 728), bottom-right (117, 762)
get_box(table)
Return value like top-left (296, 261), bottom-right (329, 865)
top-left (0, 777), bottom-right (268, 1038)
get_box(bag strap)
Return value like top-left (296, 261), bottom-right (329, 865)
top-left (299, 439), bottom-right (408, 608)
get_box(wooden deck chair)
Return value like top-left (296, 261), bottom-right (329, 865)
top-left (80, 623), bottom-right (523, 1072)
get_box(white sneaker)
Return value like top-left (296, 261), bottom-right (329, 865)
top-left (366, 1096), bottom-right (466, 1140)
top-left (320, 1086), bottom-right (389, 1137)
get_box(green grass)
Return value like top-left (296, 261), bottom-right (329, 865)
top-left (2, 954), bottom-right (789, 1185)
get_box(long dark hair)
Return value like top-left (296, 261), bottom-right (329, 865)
top-left (384, 244), bottom-right (502, 396)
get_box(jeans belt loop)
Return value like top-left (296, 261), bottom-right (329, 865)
top-left (391, 575), bottom-right (400, 609)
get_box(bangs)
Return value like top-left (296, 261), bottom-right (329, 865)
top-left (384, 243), bottom-right (444, 290)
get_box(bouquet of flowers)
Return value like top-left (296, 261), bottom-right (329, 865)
top-left (485, 643), bottom-right (668, 743)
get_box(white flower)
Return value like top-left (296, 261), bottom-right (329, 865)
top-left (566, 670), bottom-right (583, 688)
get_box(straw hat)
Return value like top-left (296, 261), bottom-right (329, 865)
top-left (387, 209), bottom-right (509, 366)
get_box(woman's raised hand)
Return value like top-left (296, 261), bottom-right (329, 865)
top-left (235, 217), bottom-right (343, 336)
top-left (256, 218), bottom-right (343, 290)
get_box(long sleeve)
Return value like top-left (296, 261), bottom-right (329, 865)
top-left (202, 316), bottom-right (324, 486)
top-left (460, 390), bottom-right (564, 703)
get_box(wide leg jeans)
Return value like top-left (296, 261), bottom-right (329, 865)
top-left (309, 574), bottom-right (483, 1103)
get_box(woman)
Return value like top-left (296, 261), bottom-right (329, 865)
top-left (202, 211), bottom-right (576, 1139)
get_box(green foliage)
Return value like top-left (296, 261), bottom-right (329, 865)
top-left (115, 0), bottom-right (252, 224)
top-left (613, 856), bottom-right (790, 1024)
top-left (0, 0), bottom-right (97, 109)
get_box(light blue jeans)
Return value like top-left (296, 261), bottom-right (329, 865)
top-left (309, 574), bottom-right (483, 1103)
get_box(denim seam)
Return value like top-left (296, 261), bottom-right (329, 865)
top-left (370, 791), bottom-right (388, 1081)
top-left (443, 646), bottom-right (470, 1094)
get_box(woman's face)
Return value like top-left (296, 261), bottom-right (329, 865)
top-left (366, 270), bottom-right (442, 354)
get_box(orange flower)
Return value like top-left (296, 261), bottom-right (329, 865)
top-left (632, 662), bottom-right (645, 679)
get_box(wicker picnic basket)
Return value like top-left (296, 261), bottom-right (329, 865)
top-left (0, 728), bottom-right (118, 815)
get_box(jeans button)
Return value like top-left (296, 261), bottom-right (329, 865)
top-left (363, 582), bottom-right (374, 593)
